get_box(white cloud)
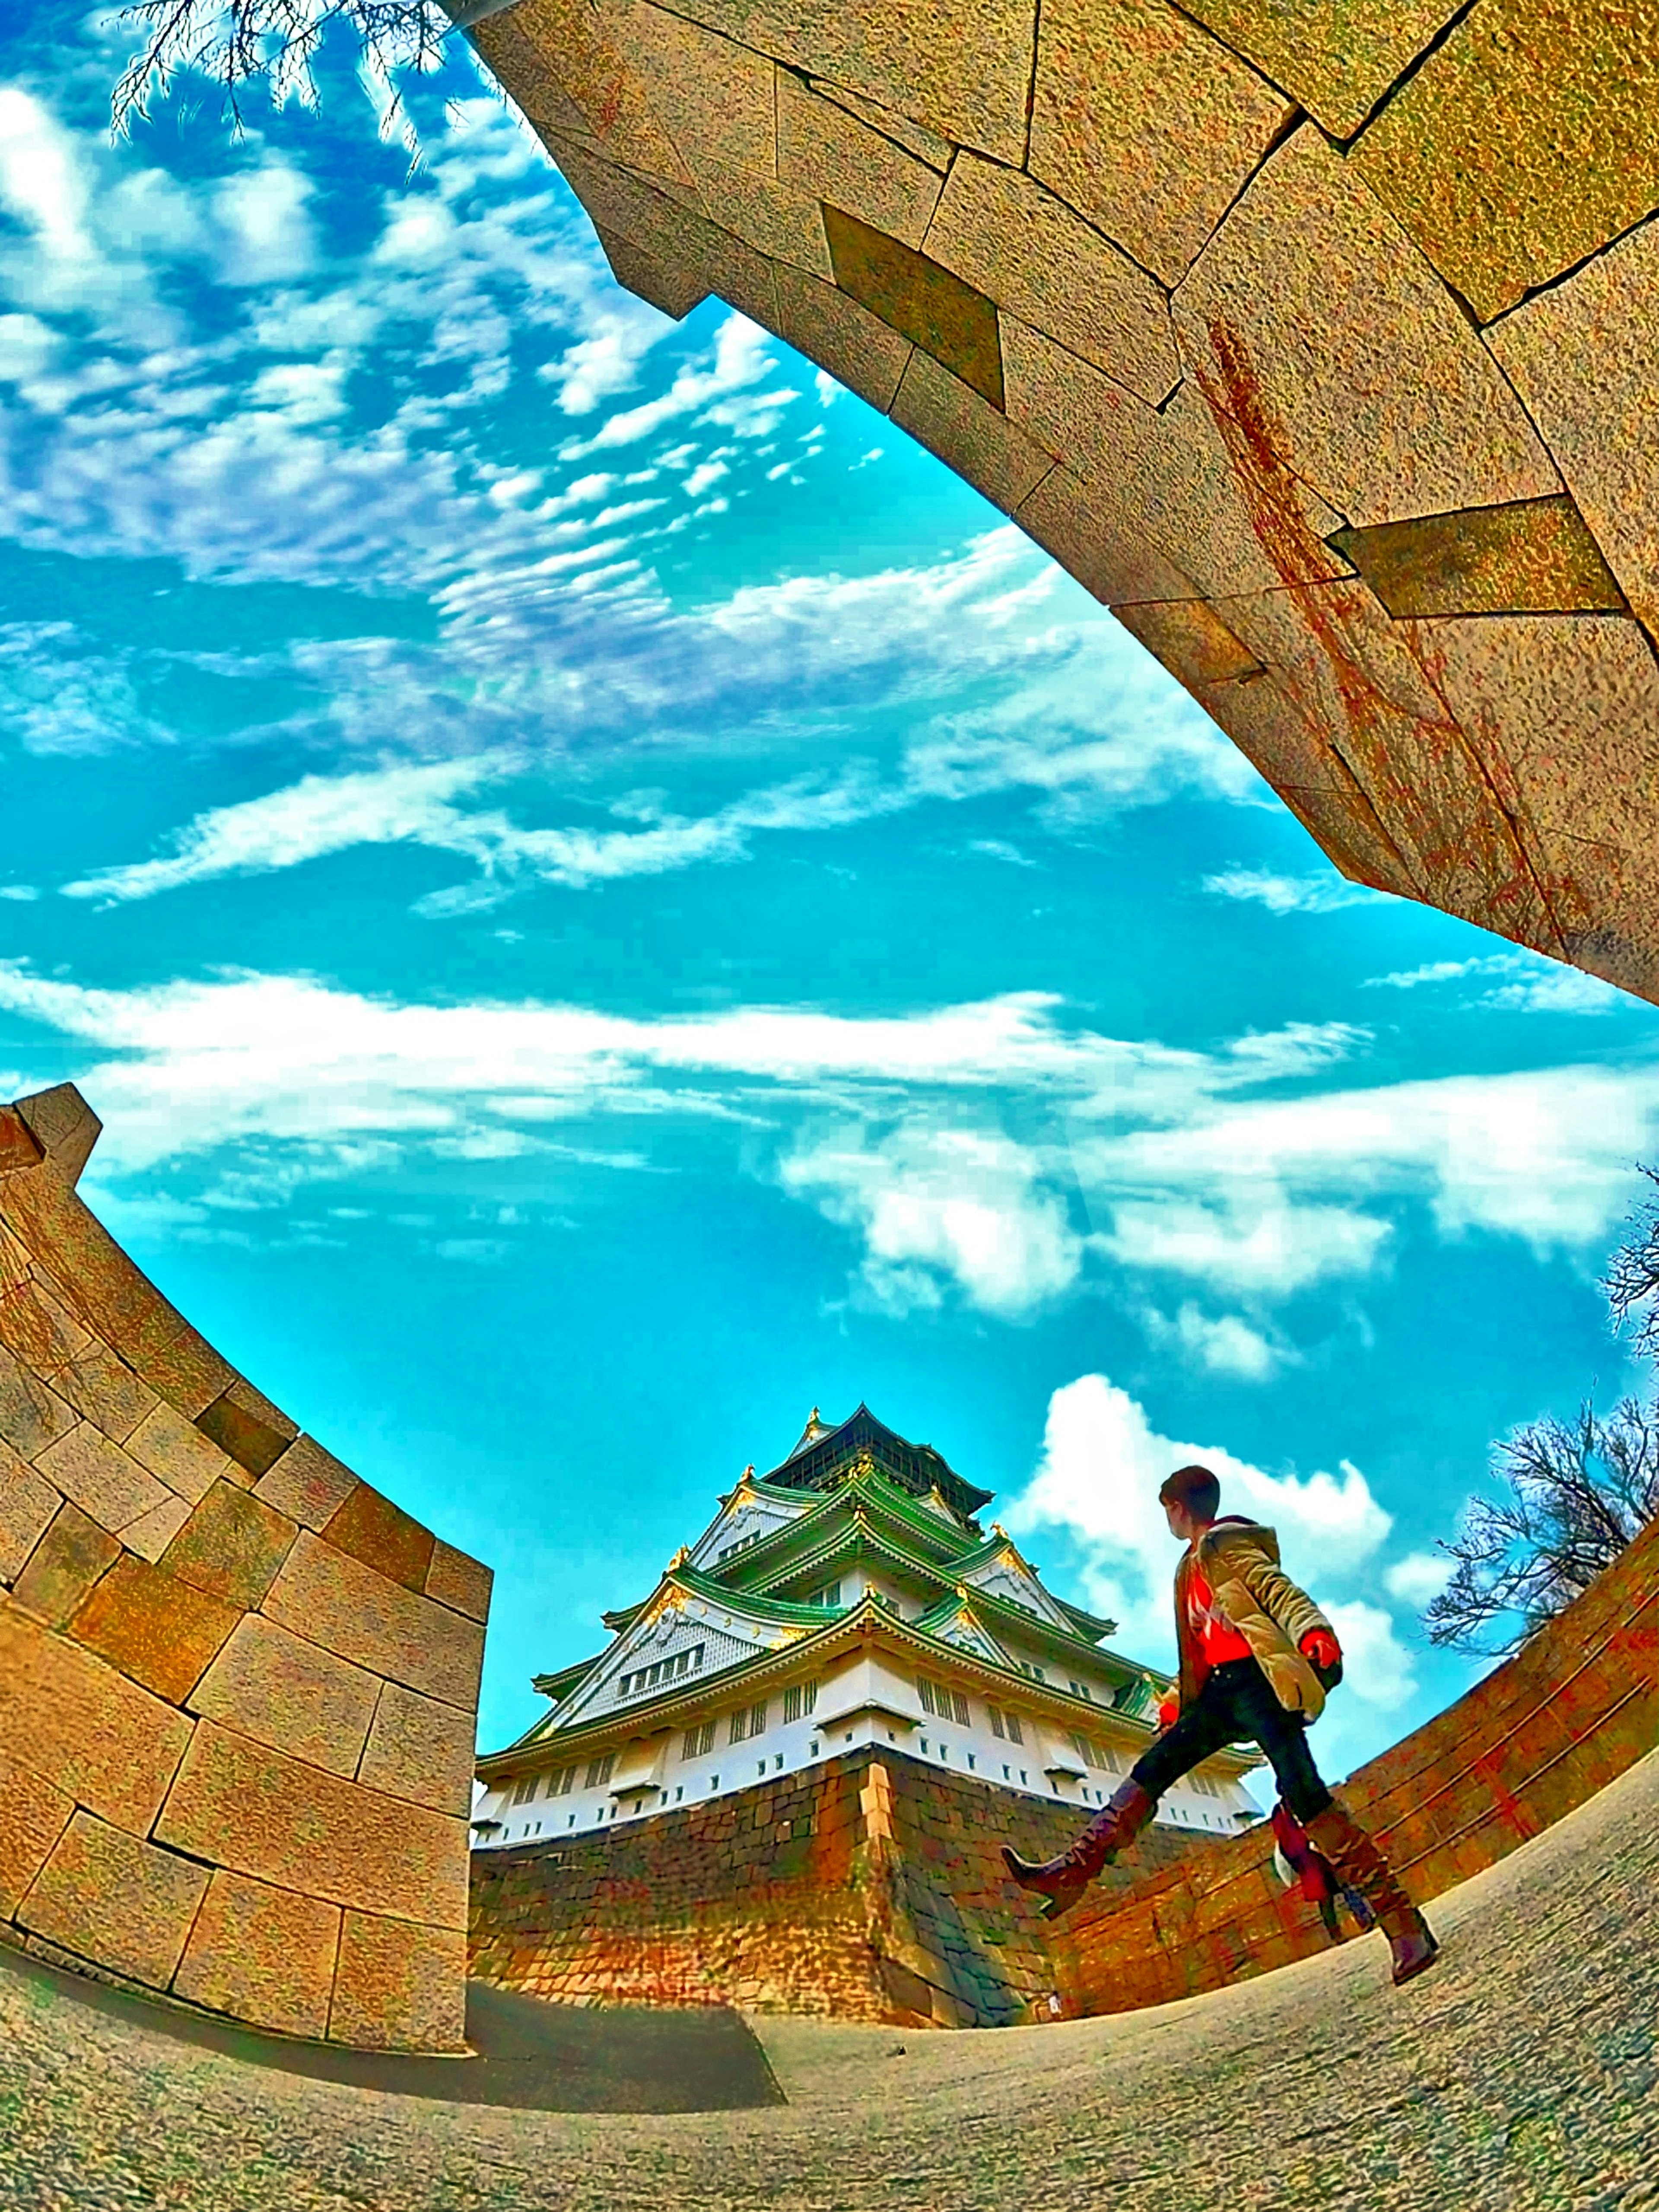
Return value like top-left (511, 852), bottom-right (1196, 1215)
top-left (1202, 867), bottom-right (1379, 915)
top-left (780, 1124), bottom-right (1084, 1318)
top-left (1366, 949), bottom-right (1623, 1014)
top-left (1147, 1303), bottom-right (1290, 1381)
top-left (1001, 1375), bottom-right (1394, 1668)
top-left (213, 166), bottom-right (317, 285)
top-left (1321, 1599), bottom-right (1417, 1711)
top-left (1103, 1193), bottom-right (1389, 1296)
top-left (1383, 1551), bottom-right (1455, 1608)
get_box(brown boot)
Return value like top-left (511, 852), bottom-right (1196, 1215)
top-left (1001, 1780), bottom-right (1156, 1920)
top-left (1303, 1801), bottom-right (1440, 1986)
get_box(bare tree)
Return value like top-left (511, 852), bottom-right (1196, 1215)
top-left (1424, 1396), bottom-right (1659, 1656)
top-left (1605, 1163), bottom-right (1659, 1365)
top-left (110, 0), bottom-right (452, 137)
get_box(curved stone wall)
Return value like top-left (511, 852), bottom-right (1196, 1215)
top-left (0, 1086), bottom-right (490, 2052)
top-left (467, 0), bottom-right (1659, 1006)
top-left (1052, 1497), bottom-right (1659, 2014)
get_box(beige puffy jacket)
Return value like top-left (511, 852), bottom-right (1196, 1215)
top-left (1174, 1518), bottom-right (1335, 1721)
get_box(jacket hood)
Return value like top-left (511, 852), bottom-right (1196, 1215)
top-left (1196, 1516), bottom-right (1282, 1567)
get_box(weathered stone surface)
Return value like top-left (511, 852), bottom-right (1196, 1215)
top-left (174, 1870), bottom-right (342, 2039)
top-left (806, 75), bottom-right (955, 170)
top-left (474, 0), bottom-right (692, 187)
top-left (50, 1342), bottom-right (156, 1447)
top-left (0, 1338), bottom-right (76, 1459)
top-left (1014, 465), bottom-right (1195, 607)
top-left (626, 0), bottom-right (1037, 163)
top-left (1176, 0), bottom-right (1464, 137)
top-left (12, 1084), bottom-right (101, 1181)
top-left (607, 0), bottom-right (774, 186)
top-left (320, 1482), bottom-right (433, 1596)
top-left (331, 1912), bottom-right (469, 2052)
top-left (890, 350), bottom-right (1054, 517)
top-left (163, 1479), bottom-right (298, 1610)
top-left (264, 1532), bottom-right (485, 1710)
top-left (1353, 0), bottom-right (1659, 323)
top-left (194, 1384), bottom-right (294, 1482)
top-left (156, 1721), bottom-right (468, 1929)
top-left (554, 137), bottom-right (781, 327)
top-left (125, 1400), bottom-right (234, 1504)
top-left (0, 1443), bottom-right (59, 1583)
top-left (1485, 219), bottom-right (1659, 645)
top-left (1112, 597), bottom-right (1265, 691)
top-left (31, 1421), bottom-right (170, 1535)
top-left (0, 1746), bottom-right (75, 1917)
top-left (1174, 128), bottom-right (1560, 528)
top-left (18, 1811), bottom-right (209, 1990)
top-left (823, 204), bottom-right (1003, 407)
top-left (1004, 319), bottom-right (1350, 599)
top-left (10, 1502), bottom-right (120, 1628)
top-left (1030, 0), bottom-right (1294, 286)
top-left (925, 154), bottom-right (1180, 407)
top-left (1329, 495), bottom-right (1626, 620)
top-left (424, 1538), bottom-right (494, 1627)
top-left (253, 1433), bottom-right (358, 1533)
top-left (778, 73), bottom-right (943, 248)
top-left (70, 1554), bottom-right (240, 1705)
top-left (113, 1491), bottom-right (192, 1567)
top-left (188, 1613), bottom-right (380, 1780)
top-left (360, 1681), bottom-right (478, 1816)
top-left (0, 1105), bottom-right (45, 1175)
top-left (595, 226), bottom-right (710, 321)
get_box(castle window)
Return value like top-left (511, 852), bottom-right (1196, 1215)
top-left (510, 1774), bottom-right (539, 1807)
top-left (748, 1700), bottom-right (767, 1737)
top-left (782, 1681), bottom-right (819, 1723)
top-left (682, 1720), bottom-right (716, 1760)
top-left (1004, 1710), bottom-right (1024, 1745)
top-left (989, 1706), bottom-right (1005, 1739)
top-left (729, 1709), bottom-right (749, 1745)
top-left (805, 1581), bottom-right (842, 1607)
top-left (918, 1678), bottom-right (971, 1726)
top-left (585, 1753), bottom-right (615, 1789)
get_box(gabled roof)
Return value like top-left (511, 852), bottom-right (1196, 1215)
top-left (762, 1402), bottom-right (992, 1521)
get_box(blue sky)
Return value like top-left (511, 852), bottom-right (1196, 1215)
top-left (2, 3), bottom-right (1657, 1788)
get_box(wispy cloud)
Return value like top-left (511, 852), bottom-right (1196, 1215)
top-left (1366, 950), bottom-right (1623, 1014)
top-left (1202, 866), bottom-right (1381, 915)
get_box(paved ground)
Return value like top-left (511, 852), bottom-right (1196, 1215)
top-left (0, 1955), bottom-right (783, 2114)
top-left (3, 1745), bottom-right (1656, 2211)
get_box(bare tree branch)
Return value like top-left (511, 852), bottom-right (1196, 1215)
top-left (1424, 1395), bottom-right (1659, 1657)
top-left (111, 0), bottom-right (452, 141)
top-left (1605, 1162), bottom-right (1659, 1364)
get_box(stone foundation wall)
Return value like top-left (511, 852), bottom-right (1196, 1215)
top-left (0, 1086), bottom-right (491, 2052)
top-left (1052, 1505), bottom-right (1659, 2015)
top-left (468, 1748), bottom-right (1198, 2028)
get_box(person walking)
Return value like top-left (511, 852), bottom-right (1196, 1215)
top-left (1001, 1463), bottom-right (1439, 1986)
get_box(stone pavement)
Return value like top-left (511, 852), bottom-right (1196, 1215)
top-left (3, 1746), bottom-right (1656, 2212)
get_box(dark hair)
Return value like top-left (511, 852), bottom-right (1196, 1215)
top-left (1160, 1464), bottom-right (1220, 1520)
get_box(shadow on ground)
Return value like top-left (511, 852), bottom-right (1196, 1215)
top-left (0, 1948), bottom-right (783, 2113)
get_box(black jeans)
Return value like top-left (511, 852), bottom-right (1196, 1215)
top-left (1129, 1656), bottom-right (1333, 1824)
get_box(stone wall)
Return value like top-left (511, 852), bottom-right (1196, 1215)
top-left (469, 1747), bottom-right (1198, 2028)
top-left (1052, 1501), bottom-right (1659, 2014)
top-left (471, 0), bottom-right (1659, 1008)
top-left (0, 1085), bottom-right (491, 2052)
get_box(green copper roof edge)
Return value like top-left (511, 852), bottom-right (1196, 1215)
top-left (706, 1466), bottom-right (980, 1586)
top-left (478, 1597), bottom-right (1248, 1779)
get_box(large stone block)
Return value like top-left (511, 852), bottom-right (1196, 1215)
top-left (253, 1432), bottom-right (358, 1532)
top-left (49, 1340), bottom-right (157, 1448)
top-left (330, 1911), bottom-right (468, 2053)
top-left (188, 1612), bottom-right (381, 1779)
top-left (1014, 465), bottom-right (1194, 607)
top-left (890, 350), bottom-right (1054, 517)
top-left (1030, 0), bottom-right (1294, 286)
top-left (1329, 495), bottom-right (1625, 620)
top-left (194, 1381), bottom-right (296, 1482)
top-left (0, 1338), bottom-right (76, 1460)
top-left (70, 1554), bottom-right (241, 1705)
top-left (0, 1745), bottom-right (75, 1917)
top-left (264, 1530), bottom-right (487, 1710)
top-left (116, 1492), bottom-right (194, 1565)
top-left (0, 1443), bottom-right (60, 1583)
top-left (156, 1720), bottom-right (468, 1928)
top-left (1174, 128), bottom-right (1559, 528)
top-left (163, 1479), bottom-right (299, 1610)
top-left (359, 1681), bottom-right (478, 1817)
top-left (823, 204), bottom-right (1003, 407)
top-left (32, 1421), bottom-right (172, 1536)
top-left (19, 1812), bottom-right (209, 1990)
top-left (1352, 0), bottom-right (1659, 323)
top-left (320, 1481), bottom-right (433, 1595)
top-left (1176, 0), bottom-right (1464, 137)
top-left (777, 72), bottom-right (944, 249)
top-left (1485, 219), bottom-right (1659, 645)
top-left (174, 1870), bottom-right (342, 2039)
top-left (10, 1501), bottom-right (120, 1628)
top-left (423, 1538), bottom-right (494, 1627)
top-left (125, 1400), bottom-right (236, 1504)
top-left (924, 154), bottom-right (1180, 407)
top-left (619, 0), bottom-right (1036, 164)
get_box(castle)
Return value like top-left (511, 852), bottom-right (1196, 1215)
top-left (473, 1405), bottom-right (1260, 1845)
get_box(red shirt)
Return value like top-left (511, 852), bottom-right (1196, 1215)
top-left (1186, 1556), bottom-right (1254, 1669)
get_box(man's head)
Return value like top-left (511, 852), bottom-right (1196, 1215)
top-left (1160, 1464), bottom-right (1220, 1542)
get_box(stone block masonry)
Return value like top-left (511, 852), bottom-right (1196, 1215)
top-left (468, 1746), bottom-right (1200, 2028)
top-left (0, 1085), bottom-right (492, 2053)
